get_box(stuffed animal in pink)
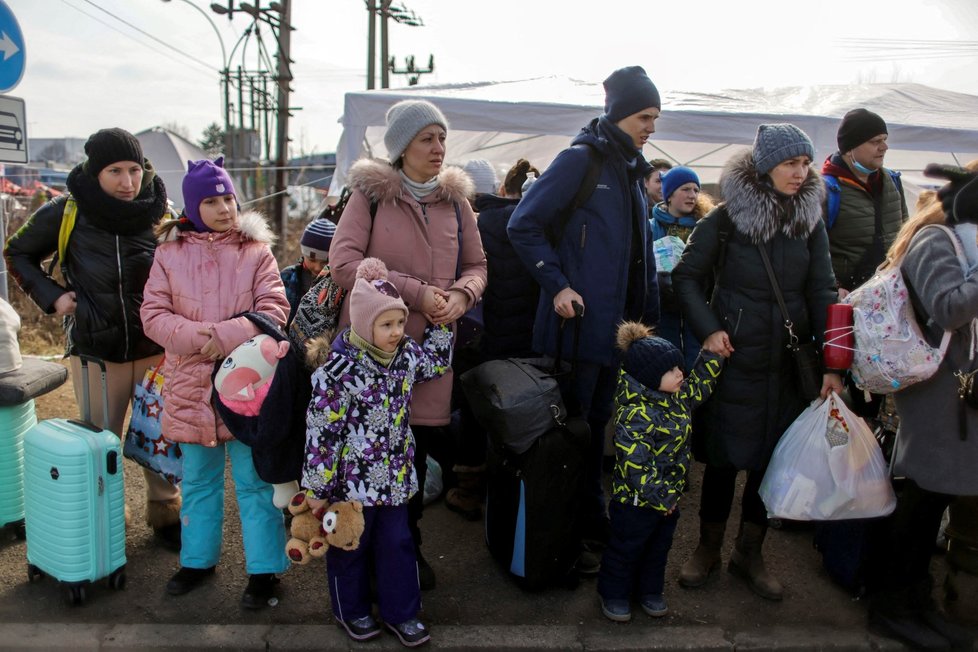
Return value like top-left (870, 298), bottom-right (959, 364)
top-left (214, 334), bottom-right (298, 507)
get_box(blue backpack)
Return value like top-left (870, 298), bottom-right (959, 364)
top-left (823, 170), bottom-right (903, 230)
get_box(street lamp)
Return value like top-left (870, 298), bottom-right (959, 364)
top-left (160, 0), bottom-right (231, 140)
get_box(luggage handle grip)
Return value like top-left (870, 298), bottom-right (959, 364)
top-left (553, 301), bottom-right (584, 375)
top-left (76, 354), bottom-right (110, 431)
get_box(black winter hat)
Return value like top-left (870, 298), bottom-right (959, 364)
top-left (836, 108), bottom-right (887, 154)
top-left (617, 322), bottom-right (683, 391)
top-left (603, 66), bottom-right (661, 123)
top-left (84, 127), bottom-right (144, 176)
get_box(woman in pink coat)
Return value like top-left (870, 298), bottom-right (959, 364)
top-left (140, 158), bottom-right (291, 609)
top-left (329, 100), bottom-right (487, 588)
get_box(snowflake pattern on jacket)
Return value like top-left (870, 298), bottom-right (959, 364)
top-left (302, 324), bottom-right (452, 506)
top-left (611, 351), bottom-right (723, 513)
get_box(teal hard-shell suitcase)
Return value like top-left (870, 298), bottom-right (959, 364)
top-left (0, 400), bottom-right (36, 539)
top-left (23, 356), bottom-right (126, 605)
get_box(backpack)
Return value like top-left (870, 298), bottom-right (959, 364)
top-left (823, 170), bottom-right (903, 230)
top-left (543, 143), bottom-right (603, 246)
top-left (843, 224), bottom-right (965, 394)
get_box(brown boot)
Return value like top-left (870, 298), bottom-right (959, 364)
top-left (445, 465), bottom-right (485, 521)
top-left (679, 521), bottom-right (726, 588)
top-left (728, 521), bottom-right (783, 601)
top-left (146, 497), bottom-right (182, 552)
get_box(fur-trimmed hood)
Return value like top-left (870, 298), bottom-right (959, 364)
top-left (346, 158), bottom-right (474, 207)
top-left (720, 150), bottom-right (824, 244)
top-left (159, 210), bottom-right (276, 244)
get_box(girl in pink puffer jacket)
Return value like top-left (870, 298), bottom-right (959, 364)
top-left (140, 157), bottom-right (290, 609)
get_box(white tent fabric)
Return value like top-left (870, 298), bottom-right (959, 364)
top-left (135, 127), bottom-right (208, 211)
top-left (330, 78), bottom-right (978, 199)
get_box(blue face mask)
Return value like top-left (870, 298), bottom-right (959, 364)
top-left (849, 154), bottom-right (878, 175)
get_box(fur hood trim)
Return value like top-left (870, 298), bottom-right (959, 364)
top-left (346, 158), bottom-right (474, 207)
top-left (720, 150), bottom-right (824, 244)
top-left (161, 210), bottom-right (275, 244)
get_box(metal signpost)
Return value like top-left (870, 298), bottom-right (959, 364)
top-left (0, 0), bottom-right (26, 301)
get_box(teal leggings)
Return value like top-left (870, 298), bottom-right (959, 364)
top-left (179, 440), bottom-right (289, 575)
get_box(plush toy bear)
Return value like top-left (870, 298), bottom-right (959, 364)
top-left (285, 492), bottom-right (365, 564)
top-left (214, 334), bottom-right (298, 508)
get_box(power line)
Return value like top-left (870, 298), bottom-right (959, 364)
top-left (60, 0), bottom-right (214, 78)
top-left (79, 0), bottom-right (218, 73)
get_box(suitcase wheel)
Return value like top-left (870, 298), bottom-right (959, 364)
top-left (109, 569), bottom-right (126, 591)
top-left (26, 564), bottom-right (43, 583)
top-left (14, 522), bottom-right (25, 541)
top-left (62, 583), bottom-right (86, 606)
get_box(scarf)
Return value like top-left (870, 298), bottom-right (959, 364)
top-left (399, 170), bottom-right (440, 202)
top-left (349, 327), bottom-right (396, 367)
top-left (597, 116), bottom-right (641, 169)
top-left (65, 160), bottom-right (168, 235)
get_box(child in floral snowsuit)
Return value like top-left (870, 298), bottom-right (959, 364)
top-left (302, 257), bottom-right (451, 647)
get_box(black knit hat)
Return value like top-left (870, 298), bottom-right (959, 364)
top-left (618, 321), bottom-right (683, 391)
top-left (837, 108), bottom-right (887, 154)
top-left (84, 128), bottom-right (144, 176)
top-left (603, 66), bottom-right (661, 123)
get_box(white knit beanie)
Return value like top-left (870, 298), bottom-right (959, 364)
top-left (462, 159), bottom-right (500, 195)
top-left (384, 100), bottom-right (449, 163)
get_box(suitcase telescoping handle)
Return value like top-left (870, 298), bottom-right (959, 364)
top-left (553, 301), bottom-right (584, 376)
top-left (71, 354), bottom-right (111, 433)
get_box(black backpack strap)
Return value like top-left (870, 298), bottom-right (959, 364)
top-left (548, 143), bottom-right (603, 245)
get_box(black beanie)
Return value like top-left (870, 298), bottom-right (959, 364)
top-left (84, 128), bottom-right (144, 176)
top-left (618, 322), bottom-right (683, 390)
top-left (603, 66), bottom-right (661, 123)
top-left (836, 108), bottom-right (887, 154)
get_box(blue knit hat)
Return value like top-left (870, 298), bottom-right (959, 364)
top-left (617, 322), bottom-right (683, 391)
top-left (752, 124), bottom-right (815, 176)
top-left (300, 218), bottom-right (336, 261)
top-left (661, 166), bottom-right (700, 202)
top-left (183, 156), bottom-right (236, 232)
top-left (603, 66), bottom-right (661, 123)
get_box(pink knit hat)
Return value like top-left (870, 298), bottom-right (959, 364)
top-left (349, 258), bottom-right (408, 345)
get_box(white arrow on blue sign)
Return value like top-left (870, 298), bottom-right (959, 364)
top-left (0, 1), bottom-right (24, 94)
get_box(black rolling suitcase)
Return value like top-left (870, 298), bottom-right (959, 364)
top-left (463, 306), bottom-right (589, 590)
top-left (483, 417), bottom-right (588, 590)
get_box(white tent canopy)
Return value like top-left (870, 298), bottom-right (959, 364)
top-left (136, 127), bottom-right (208, 211)
top-left (330, 78), bottom-right (978, 198)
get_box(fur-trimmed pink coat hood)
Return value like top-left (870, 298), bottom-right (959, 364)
top-left (328, 158), bottom-right (487, 426)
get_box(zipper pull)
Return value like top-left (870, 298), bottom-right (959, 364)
top-left (418, 202), bottom-right (429, 224)
top-left (580, 224), bottom-right (587, 249)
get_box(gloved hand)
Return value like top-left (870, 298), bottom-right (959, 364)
top-left (938, 171), bottom-right (978, 224)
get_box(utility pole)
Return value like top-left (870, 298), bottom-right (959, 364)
top-left (380, 0), bottom-right (392, 89)
top-left (273, 0), bottom-right (292, 256)
top-left (366, 2), bottom-right (376, 89)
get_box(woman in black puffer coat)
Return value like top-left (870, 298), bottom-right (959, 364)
top-left (672, 124), bottom-right (841, 601)
top-left (4, 128), bottom-right (182, 547)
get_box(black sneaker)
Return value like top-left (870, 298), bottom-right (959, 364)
top-left (385, 618), bottom-right (430, 647)
top-left (166, 566), bottom-right (215, 596)
top-left (241, 573), bottom-right (280, 609)
top-left (575, 548), bottom-right (601, 576)
top-left (338, 615), bottom-right (381, 641)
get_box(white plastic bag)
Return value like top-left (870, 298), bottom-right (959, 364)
top-left (423, 455), bottom-right (444, 505)
top-left (759, 392), bottom-right (896, 520)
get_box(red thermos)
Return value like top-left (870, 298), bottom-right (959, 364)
top-left (824, 303), bottom-right (854, 372)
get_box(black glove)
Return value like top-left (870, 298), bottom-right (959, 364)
top-left (938, 171), bottom-right (978, 224)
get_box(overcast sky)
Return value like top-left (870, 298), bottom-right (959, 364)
top-left (8, 0), bottom-right (978, 156)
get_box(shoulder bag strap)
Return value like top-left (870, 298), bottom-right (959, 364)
top-left (757, 243), bottom-right (800, 348)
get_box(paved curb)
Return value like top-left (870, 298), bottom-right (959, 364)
top-left (0, 622), bottom-right (910, 651)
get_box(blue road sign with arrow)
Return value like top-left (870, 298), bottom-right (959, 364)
top-left (0, 1), bottom-right (24, 94)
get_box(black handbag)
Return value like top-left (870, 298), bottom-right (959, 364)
top-left (757, 245), bottom-right (822, 402)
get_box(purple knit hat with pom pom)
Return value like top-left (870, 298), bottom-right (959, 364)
top-left (349, 258), bottom-right (408, 345)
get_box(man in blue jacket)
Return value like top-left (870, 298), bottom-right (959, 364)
top-left (508, 65), bottom-right (661, 563)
